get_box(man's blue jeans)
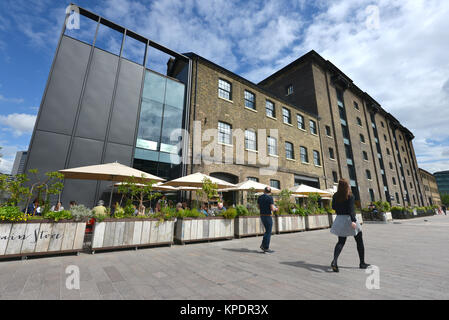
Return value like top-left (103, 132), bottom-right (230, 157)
top-left (260, 215), bottom-right (273, 249)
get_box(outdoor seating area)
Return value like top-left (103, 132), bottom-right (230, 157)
top-left (0, 161), bottom-right (437, 260)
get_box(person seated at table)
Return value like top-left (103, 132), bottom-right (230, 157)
top-left (182, 202), bottom-right (189, 210)
top-left (51, 201), bottom-right (64, 212)
top-left (69, 200), bottom-right (77, 209)
top-left (25, 198), bottom-right (40, 215)
top-left (217, 202), bottom-right (226, 213)
top-left (92, 200), bottom-right (107, 216)
top-left (200, 202), bottom-right (209, 216)
top-left (176, 202), bottom-right (183, 212)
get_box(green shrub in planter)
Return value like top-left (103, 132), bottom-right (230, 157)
top-left (219, 208), bottom-right (237, 219)
top-left (70, 204), bottom-right (94, 221)
top-left (293, 205), bottom-right (307, 216)
top-left (43, 209), bottom-right (73, 222)
top-left (0, 206), bottom-right (27, 222)
top-left (236, 205), bottom-right (250, 216)
top-left (176, 208), bottom-right (206, 218)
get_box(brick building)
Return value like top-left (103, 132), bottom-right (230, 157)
top-left (419, 168), bottom-right (441, 206)
top-left (258, 50), bottom-right (426, 208)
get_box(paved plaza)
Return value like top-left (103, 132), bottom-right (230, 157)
top-left (0, 215), bottom-right (448, 300)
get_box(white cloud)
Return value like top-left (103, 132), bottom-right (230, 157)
top-left (0, 113), bottom-right (36, 137)
top-left (0, 94), bottom-right (24, 104)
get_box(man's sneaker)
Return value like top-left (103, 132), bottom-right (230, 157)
top-left (260, 245), bottom-right (267, 253)
top-left (265, 249), bottom-right (275, 253)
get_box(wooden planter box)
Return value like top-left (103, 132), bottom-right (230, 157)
top-left (175, 217), bottom-right (234, 244)
top-left (235, 216), bottom-right (276, 238)
top-left (276, 215), bottom-right (306, 233)
top-left (91, 218), bottom-right (175, 253)
top-left (305, 214), bottom-right (330, 230)
top-left (0, 220), bottom-right (86, 259)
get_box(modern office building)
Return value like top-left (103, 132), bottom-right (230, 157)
top-left (258, 51), bottom-right (427, 208)
top-left (24, 5), bottom-right (427, 208)
top-left (434, 170), bottom-right (449, 195)
top-left (11, 151), bottom-right (27, 176)
top-left (24, 6), bottom-right (192, 207)
top-left (419, 168), bottom-right (441, 206)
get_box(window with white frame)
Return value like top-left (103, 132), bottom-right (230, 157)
top-left (218, 79), bottom-right (231, 100)
top-left (285, 142), bottom-right (294, 159)
top-left (245, 129), bottom-right (257, 151)
top-left (266, 100), bottom-right (275, 118)
top-left (244, 90), bottom-right (255, 110)
top-left (267, 136), bottom-right (277, 156)
top-left (282, 107), bottom-right (291, 124)
top-left (313, 150), bottom-right (321, 166)
top-left (310, 120), bottom-right (317, 134)
top-left (300, 146), bottom-right (308, 163)
top-left (297, 114), bottom-right (305, 130)
top-left (218, 121), bottom-right (232, 145)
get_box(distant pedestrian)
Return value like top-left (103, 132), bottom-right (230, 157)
top-left (442, 205), bottom-right (447, 216)
top-left (330, 179), bottom-right (370, 272)
top-left (257, 187), bottom-right (278, 253)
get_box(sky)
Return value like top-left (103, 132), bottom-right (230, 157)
top-left (0, 0), bottom-right (449, 175)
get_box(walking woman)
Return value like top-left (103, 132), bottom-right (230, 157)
top-left (330, 179), bottom-right (370, 272)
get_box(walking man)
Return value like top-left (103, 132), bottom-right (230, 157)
top-left (258, 187), bottom-right (278, 253)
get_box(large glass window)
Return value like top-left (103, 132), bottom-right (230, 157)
top-left (266, 100), bottom-right (275, 118)
top-left (285, 142), bottom-right (294, 159)
top-left (218, 79), bottom-right (231, 100)
top-left (244, 90), bottom-right (255, 110)
top-left (270, 179), bottom-right (280, 189)
top-left (245, 129), bottom-right (257, 151)
top-left (137, 71), bottom-right (185, 155)
top-left (218, 121), bottom-right (232, 145)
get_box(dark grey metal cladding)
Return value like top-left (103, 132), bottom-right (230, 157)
top-left (26, 130), bottom-right (71, 179)
top-left (37, 36), bottom-right (90, 135)
top-left (108, 59), bottom-right (144, 146)
top-left (62, 180), bottom-right (98, 209)
top-left (75, 48), bottom-right (119, 141)
top-left (68, 137), bottom-right (103, 167)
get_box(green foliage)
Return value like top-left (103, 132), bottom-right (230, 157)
top-left (1, 173), bottom-right (31, 207)
top-left (374, 201), bottom-right (391, 213)
top-left (219, 208), bottom-right (237, 219)
top-left (25, 170), bottom-right (64, 215)
top-left (0, 206), bottom-right (28, 222)
top-left (236, 205), bottom-right (250, 216)
top-left (293, 205), bottom-right (307, 216)
top-left (176, 208), bottom-right (206, 218)
top-left (306, 192), bottom-right (320, 214)
top-left (113, 204), bottom-right (126, 219)
top-left (277, 189), bottom-right (293, 215)
top-left (440, 193), bottom-right (449, 207)
top-left (43, 209), bottom-right (73, 222)
top-left (124, 204), bottom-right (135, 217)
top-left (117, 176), bottom-right (161, 213)
top-left (70, 205), bottom-right (94, 221)
top-left (196, 177), bottom-right (219, 210)
top-left (325, 207), bottom-right (336, 215)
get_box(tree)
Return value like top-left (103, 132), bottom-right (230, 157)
top-left (195, 177), bottom-right (218, 210)
top-left (117, 175), bottom-right (161, 215)
top-left (1, 173), bottom-right (31, 207)
top-left (25, 169), bottom-right (64, 214)
top-left (440, 193), bottom-right (449, 207)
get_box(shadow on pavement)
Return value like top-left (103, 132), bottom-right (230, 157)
top-left (222, 248), bottom-right (265, 254)
top-left (280, 261), bottom-right (358, 273)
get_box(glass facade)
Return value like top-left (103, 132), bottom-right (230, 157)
top-left (134, 70), bottom-right (186, 180)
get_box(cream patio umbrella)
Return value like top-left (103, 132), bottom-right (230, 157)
top-left (160, 172), bottom-right (236, 189)
top-left (288, 184), bottom-right (332, 198)
top-left (59, 162), bottom-right (165, 207)
top-left (218, 180), bottom-right (280, 193)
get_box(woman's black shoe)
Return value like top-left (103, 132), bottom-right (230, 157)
top-left (331, 261), bottom-right (339, 272)
top-left (359, 263), bottom-right (370, 269)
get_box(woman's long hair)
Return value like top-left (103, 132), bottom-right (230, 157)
top-left (335, 179), bottom-right (352, 203)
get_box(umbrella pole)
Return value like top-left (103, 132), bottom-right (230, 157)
top-left (109, 183), bottom-right (114, 208)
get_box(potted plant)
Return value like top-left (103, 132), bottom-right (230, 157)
top-left (174, 178), bottom-right (234, 244)
top-left (276, 189), bottom-right (306, 233)
top-left (305, 193), bottom-right (330, 230)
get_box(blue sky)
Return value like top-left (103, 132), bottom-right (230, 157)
top-left (1, 0), bottom-right (449, 174)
